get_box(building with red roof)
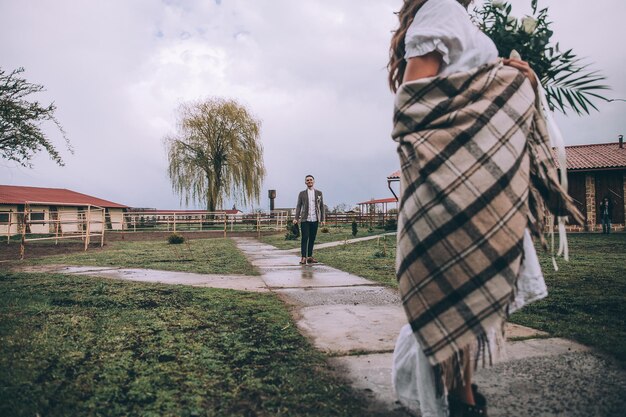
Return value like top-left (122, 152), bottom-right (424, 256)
top-left (387, 138), bottom-right (626, 232)
top-left (0, 185), bottom-right (128, 235)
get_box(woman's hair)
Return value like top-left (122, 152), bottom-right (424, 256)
top-left (388, 0), bottom-right (473, 93)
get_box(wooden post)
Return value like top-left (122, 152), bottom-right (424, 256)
top-left (20, 205), bottom-right (28, 260)
top-left (173, 213), bottom-right (177, 233)
top-left (7, 210), bottom-right (12, 244)
top-left (55, 216), bottom-right (59, 245)
top-left (84, 205), bottom-right (91, 251)
top-left (223, 213), bottom-right (227, 237)
top-left (101, 208), bottom-right (105, 247)
top-left (257, 213), bottom-right (260, 239)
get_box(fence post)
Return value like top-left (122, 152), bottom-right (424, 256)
top-left (55, 216), bottom-right (59, 245)
top-left (84, 205), bottom-right (91, 251)
top-left (223, 212), bottom-right (227, 238)
top-left (101, 209), bottom-right (105, 247)
top-left (173, 213), bottom-right (177, 233)
top-left (20, 206), bottom-right (28, 260)
top-left (7, 211), bottom-right (12, 244)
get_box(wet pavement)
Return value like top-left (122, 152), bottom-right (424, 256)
top-left (24, 264), bottom-right (269, 292)
top-left (233, 237), bottom-right (626, 417)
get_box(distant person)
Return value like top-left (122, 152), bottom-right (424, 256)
top-left (294, 175), bottom-right (325, 265)
top-left (600, 196), bottom-right (613, 234)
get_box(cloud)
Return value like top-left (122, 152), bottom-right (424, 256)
top-left (1, 0), bottom-right (624, 211)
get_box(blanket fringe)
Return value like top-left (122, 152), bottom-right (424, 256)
top-left (432, 323), bottom-right (507, 398)
top-left (528, 78), bottom-right (582, 269)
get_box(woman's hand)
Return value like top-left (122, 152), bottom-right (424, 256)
top-left (503, 58), bottom-right (538, 89)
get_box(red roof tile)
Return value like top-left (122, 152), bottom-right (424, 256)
top-left (387, 170), bottom-right (400, 179)
top-left (387, 142), bottom-right (626, 178)
top-left (0, 185), bottom-right (128, 208)
top-left (552, 142), bottom-right (626, 170)
top-left (357, 197), bottom-right (398, 205)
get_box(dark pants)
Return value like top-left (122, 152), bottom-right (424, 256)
top-left (602, 215), bottom-right (611, 234)
top-left (300, 221), bottom-right (319, 257)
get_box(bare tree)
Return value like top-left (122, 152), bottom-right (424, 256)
top-left (165, 98), bottom-right (266, 212)
top-left (0, 67), bottom-right (72, 167)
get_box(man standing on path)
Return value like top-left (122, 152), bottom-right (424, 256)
top-left (294, 175), bottom-right (325, 265)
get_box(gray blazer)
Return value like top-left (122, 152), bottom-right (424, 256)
top-left (295, 189), bottom-right (325, 222)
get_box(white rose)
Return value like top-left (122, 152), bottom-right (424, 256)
top-left (521, 16), bottom-right (538, 34)
top-left (492, 0), bottom-right (505, 9)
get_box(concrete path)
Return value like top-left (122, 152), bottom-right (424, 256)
top-left (233, 238), bottom-right (626, 417)
top-left (282, 232), bottom-right (397, 253)
top-left (19, 264), bottom-right (268, 292)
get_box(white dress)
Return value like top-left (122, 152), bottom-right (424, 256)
top-left (393, 1), bottom-right (547, 415)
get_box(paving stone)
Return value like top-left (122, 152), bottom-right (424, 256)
top-left (297, 305), bottom-right (406, 353)
top-left (261, 268), bottom-right (374, 288)
top-left (275, 286), bottom-right (401, 307)
top-left (55, 266), bottom-right (268, 292)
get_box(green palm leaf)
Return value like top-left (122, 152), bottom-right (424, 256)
top-left (474, 1), bottom-right (610, 116)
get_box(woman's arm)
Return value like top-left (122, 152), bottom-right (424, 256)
top-left (403, 51), bottom-right (443, 83)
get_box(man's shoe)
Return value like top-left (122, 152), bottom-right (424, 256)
top-left (307, 257), bottom-right (319, 264)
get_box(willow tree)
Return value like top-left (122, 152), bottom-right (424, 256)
top-left (165, 98), bottom-right (265, 212)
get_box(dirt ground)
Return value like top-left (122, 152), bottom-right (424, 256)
top-left (0, 231), bottom-right (277, 263)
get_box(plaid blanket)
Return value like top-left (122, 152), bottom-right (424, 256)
top-left (392, 60), bottom-right (581, 392)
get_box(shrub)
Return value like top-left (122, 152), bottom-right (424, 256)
top-left (321, 227), bottom-right (330, 233)
top-left (351, 220), bottom-right (358, 237)
top-left (384, 218), bottom-right (398, 231)
top-left (167, 233), bottom-right (185, 244)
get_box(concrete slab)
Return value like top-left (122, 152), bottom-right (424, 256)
top-left (282, 233), bottom-right (397, 253)
top-left (276, 286), bottom-right (401, 307)
top-left (474, 351), bottom-right (626, 417)
top-left (503, 337), bottom-right (590, 362)
top-left (505, 323), bottom-right (549, 340)
top-left (329, 353), bottom-right (409, 416)
top-left (261, 268), bottom-right (375, 288)
top-left (54, 266), bottom-right (268, 292)
top-left (249, 256), bottom-right (303, 267)
top-left (329, 348), bottom-right (626, 417)
top-left (297, 305), bottom-right (406, 353)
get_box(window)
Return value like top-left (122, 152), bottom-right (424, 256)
top-left (0, 212), bottom-right (9, 223)
top-left (30, 212), bottom-right (45, 221)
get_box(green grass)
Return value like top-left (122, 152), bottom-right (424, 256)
top-left (316, 232), bottom-right (626, 366)
top-left (508, 233), bottom-right (626, 366)
top-left (0, 272), bottom-right (365, 417)
top-left (260, 225), bottom-right (391, 250)
top-left (316, 235), bottom-right (397, 288)
top-left (19, 238), bottom-right (258, 276)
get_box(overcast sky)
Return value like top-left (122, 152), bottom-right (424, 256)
top-left (1, 0), bottom-right (624, 211)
